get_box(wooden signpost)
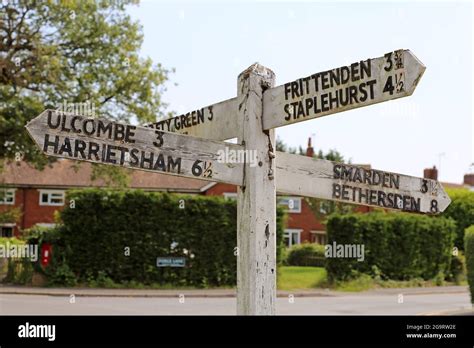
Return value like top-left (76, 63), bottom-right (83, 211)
top-left (276, 152), bottom-right (451, 214)
top-left (26, 49), bottom-right (450, 316)
top-left (263, 49), bottom-right (425, 129)
top-left (147, 98), bottom-right (239, 141)
top-left (148, 49), bottom-right (425, 139)
top-left (26, 110), bottom-right (245, 186)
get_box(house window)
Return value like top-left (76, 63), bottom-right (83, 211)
top-left (39, 190), bottom-right (65, 206)
top-left (278, 197), bottom-right (302, 213)
top-left (223, 192), bottom-right (237, 201)
top-left (0, 189), bottom-right (15, 205)
top-left (319, 201), bottom-right (331, 215)
top-left (311, 231), bottom-right (327, 245)
top-left (35, 223), bottom-right (57, 229)
top-left (0, 225), bottom-right (14, 238)
top-left (284, 229), bottom-right (302, 247)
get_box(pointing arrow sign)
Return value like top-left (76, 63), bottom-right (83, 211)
top-left (263, 49), bottom-right (426, 130)
top-left (27, 111), bottom-right (449, 214)
top-left (25, 110), bottom-right (245, 186)
top-left (146, 97), bottom-right (239, 141)
top-left (275, 151), bottom-right (450, 214)
top-left (147, 49), bottom-right (425, 140)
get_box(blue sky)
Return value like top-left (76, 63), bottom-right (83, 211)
top-left (128, 0), bottom-right (472, 184)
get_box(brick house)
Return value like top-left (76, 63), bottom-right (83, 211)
top-left (1, 141), bottom-right (472, 246)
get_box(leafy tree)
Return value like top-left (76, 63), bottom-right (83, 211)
top-left (0, 0), bottom-right (171, 173)
top-left (276, 136), bottom-right (298, 154)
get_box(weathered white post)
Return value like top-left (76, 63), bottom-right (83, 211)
top-left (236, 63), bottom-right (277, 315)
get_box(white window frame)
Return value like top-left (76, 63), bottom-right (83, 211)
top-left (319, 201), bottom-right (331, 214)
top-left (39, 190), bottom-right (65, 206)
top-left (284, 229), bottom-right (302, 247)
top-left (0, 223), bottom-right (15, 237)
top-left (0, 188), bottom-right (15, 205)
top-left (223, 192), bottom-right (237, 200)
top-left (35, 223), bottom-right (57, 228)
top-left (311, 230), bottom-right (327, 245)
top-left (278, 196), bottom-right (302, 213)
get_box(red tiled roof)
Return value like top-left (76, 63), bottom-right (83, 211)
top-left (0, 159), bottom-right (212, 192)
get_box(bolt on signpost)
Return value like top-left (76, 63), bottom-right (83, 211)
top-left (26, 49), bottom-right (451, 315)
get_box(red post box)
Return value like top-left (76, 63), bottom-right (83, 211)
top-left (41, 243), bottom-right (52, 267)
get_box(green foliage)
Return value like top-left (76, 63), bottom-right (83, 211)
top-left (305, 197), bottom-right (356, 222)
top-left (0, 1), bottom-right (171, 166)
top-left (315, 149), bottom-right (345, 162)
top-left (446, 251), bottom-right (466, 284)
top-left (465, 225), bottom-right (474, 304)
top-left (278, 266), bottom-right (327, 290)
top-left (45, 263), bottom-right (77, 287)
top-left (49, 189), bottom-right (285, 287)
top-left (0, 237), bottom-right (34, 284)
top-left (0, 206), bottom-right (22, 225)
top-left (286, 243), bottom-right (326, 267)
top-left (0, 237), bottom-right (24, 246)
top-left (443, 189), bottom-right (474, 250)
top-left (275, 137), bottom-right (298, 154)
top-left (90, 165), bottom-right (132, 188)
top-left (326, 212), bottom-right (456, 282)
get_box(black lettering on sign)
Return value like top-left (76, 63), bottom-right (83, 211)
top-left (384, 52), bottom-right (393, 72)
top-left (421, 179), bottom-right (428, 193)
top-left (332, 183), bottom-right (341, 199)
top-left (207, 106), bottom-right (214, 121)
top-left (47, 111), bottom-right (61, 129)
top-left (83, 119), bottom-right (96, 136)
top-left (168, 156), bottom-right (182, 173)
top-left (106, 145), bottom-right (117, 164)
top-left (118, 147), bottom-right (128, 165)
top-left (130, 148), bottom-right (139, 166)
top-left (284, 104), bottom-right (291, 121)
top-left (360, 59), bottom-right (371, 79)
top-left (350, 63), bottom-right (360, 82)
top-left (43, 134), bottom-right (59, 153)
top-left (333, 164), bottom-right (342, 179)
top-left (284, 83), bottom-right (292, 100)
top-left (153, 153), bottom-right (166, 171)
top-left (125, 125), bottom-right (136, 143)
top-left (70, 116), bottom-right (81, 133)
top-left (140, 151), bottom-right (154, 169)
top-left (88, 142), bottom-right (100, 160)
top-left (115, 124), bottom-right (125, 141)
top-left (366, 80), bottom-right (376, 100)
top-left (58, 137), bottom-right (72, 156)
top-left (377, 191), bottom-right (386, 207)
top-left (383, 76), bottom-right (395, 95)
top-left (59, 114), bottom-right (71, 132)
top-left (97, 120), bottom-right (112, 138)
top-left (74, 139), bottom-right (87, 158)
top-left (153, 131), bottom-right (164, 148)
top-left (341, 185), bottom-right (350, 200)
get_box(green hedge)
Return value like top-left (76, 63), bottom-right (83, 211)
top-left (286, 243), bottom-right (326, 267)
top-left (465, 225), bottom-right (474, 304)
top-left (0, 237), bottom-right (34, 284)
top-left (443, 189), bottom-right (474, 250)
top-left (49, 189), bottom-right (285, 287)
top-left (326, 212), bottom-right (456, 281)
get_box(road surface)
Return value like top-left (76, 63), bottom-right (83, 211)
top-left (0, 290), bottom-right (471, 315)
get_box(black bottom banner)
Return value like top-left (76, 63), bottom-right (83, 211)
top-left (0, 315), bottom-right (473, 346)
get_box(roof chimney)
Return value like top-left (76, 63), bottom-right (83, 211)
top-left (423, 166), bottom-right (438, 181)
top-left (464, 174), bottom-right (474, 187)
top-left (306, 137), bottom-right (314, 157)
